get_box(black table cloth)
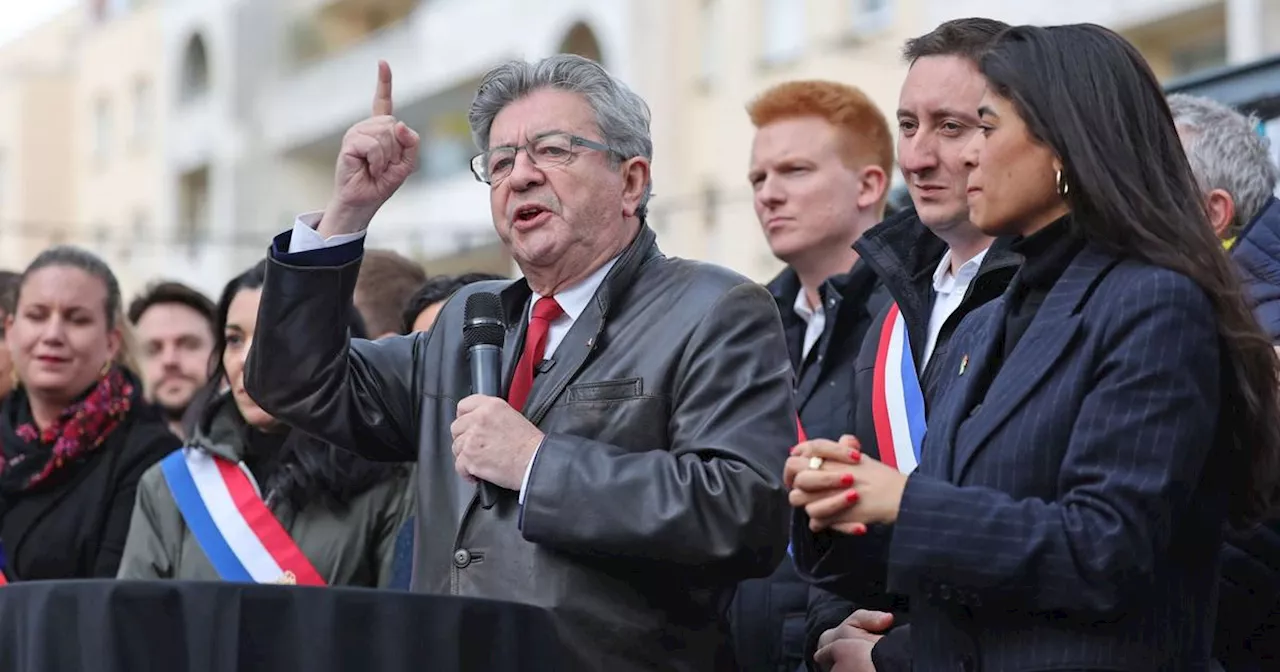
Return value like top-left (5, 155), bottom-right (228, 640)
top-left (0, 580), bottom-right (575, 671)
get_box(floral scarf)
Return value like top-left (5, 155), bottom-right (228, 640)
top-left (0, 366), bottom-right (135, 494)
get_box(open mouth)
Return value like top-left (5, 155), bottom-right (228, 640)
top-left (514, 204), bottom-right (548, 222)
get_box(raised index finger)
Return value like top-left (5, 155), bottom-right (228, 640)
top-left (372, 60), bottom-right (393, 117)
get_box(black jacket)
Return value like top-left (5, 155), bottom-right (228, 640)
top-left (0, 400), bottom-right (178, 580)
top-left (802, 209), bottom-right (1018, 670)
top-left (729, 261), bottom-right (886, 672)
top-left (246, 224), bottom-right (796, 672)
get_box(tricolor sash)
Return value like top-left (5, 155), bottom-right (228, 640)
top-left (160, 449), bottom-right (325, 586)
top-left (0, 541), bottom-right (9, 586)
top-left (870, 303), bottom-right (926, 474)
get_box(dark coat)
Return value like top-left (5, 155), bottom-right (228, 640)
top-left (804, 246), bottom-right (1229, 669)
top-left (245, 225), bottom-right (796, 672)
top-left (0, 399), bottom-right (178, 580)
top-left (801, 210), bottom-right (1018, 670)
top-left (729, 261), bottom-right (885, 672)
top-left (1233, 196), bottom-right (1280, 342)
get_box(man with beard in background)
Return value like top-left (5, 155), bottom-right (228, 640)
top-left (128, 281), bottom-right (216, 439)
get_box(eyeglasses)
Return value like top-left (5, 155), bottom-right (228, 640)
top-left (470, 132), bottom-right (614, 185)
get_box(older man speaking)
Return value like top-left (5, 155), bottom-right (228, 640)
top-left (245, 55), bottom-right (795, 671)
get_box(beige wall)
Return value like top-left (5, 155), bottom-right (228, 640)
top-left (636, 0), bottom-right (1260, 283)
top-left (636, 0), bottom-right (920, 283)
top-left (74, 3), bottom-right (166, 296)
top-left (0, 10), bottom-right (82, 272)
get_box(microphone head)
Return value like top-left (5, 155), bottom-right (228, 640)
top-left (463, 292), bottom-right (505, 348)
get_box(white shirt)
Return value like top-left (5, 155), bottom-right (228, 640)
top-left (287, 214), bottom-right (617, 505)
top-left (921, 248), bottom-right (988, 368)
top-left (792, 289), bottom-right (827, 361)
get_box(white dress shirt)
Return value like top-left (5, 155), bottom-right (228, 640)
top-left (287, 213), bottom-right (617, 505)
top-left (792, 289), bottom-right (827, 361)
top-left (921, 248), bottom-right (988, 368)
top-left (517, 256), bottom-right (617, 501)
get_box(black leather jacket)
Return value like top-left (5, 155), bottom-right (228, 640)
top-left (246, 225), bottom-right (796, 672)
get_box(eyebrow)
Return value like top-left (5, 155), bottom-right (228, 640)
top-left (491, 129), bottom-right (569, 150)
top-left (977, 105), bottom-right (998, 118)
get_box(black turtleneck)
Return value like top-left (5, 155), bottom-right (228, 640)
top-left (1001, 215), bottom-right (1085, 361)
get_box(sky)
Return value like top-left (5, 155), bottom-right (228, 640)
top-left (0, 0), bottom-right (78, 48)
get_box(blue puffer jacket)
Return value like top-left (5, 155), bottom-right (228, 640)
top-left (1232, 196), bottom-right (1280, 341)
top-left (1222, 196), bottom-right (1280, 670)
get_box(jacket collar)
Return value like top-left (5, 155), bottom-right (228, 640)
top-left (498, 225), bottom-right (659, 327)
top-left (188, 391), bottom-right (251, 463)
top-left (931, 244), bottom-right (1119, 481)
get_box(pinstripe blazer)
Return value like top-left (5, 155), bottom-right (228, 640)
top-left (794, 244), bottom-right (1230, 671)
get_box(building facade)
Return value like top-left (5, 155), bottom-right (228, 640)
top-left (637, 0), bottom-right (1280, 283)
top-left (160, 0), bottom-right (634, 294)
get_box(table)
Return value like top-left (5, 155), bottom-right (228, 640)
top-left (0, 580), bottom-right (575, 671)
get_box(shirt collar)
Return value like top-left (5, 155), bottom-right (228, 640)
top-left (792, 286), bottom-right (823, 322)
top-left (932, 247), bottom-right (990, 292)
top-left (530, 256), bottom-right (619, 321)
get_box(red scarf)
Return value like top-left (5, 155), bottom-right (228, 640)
top-left (0, 367), bottom-right (134, 493)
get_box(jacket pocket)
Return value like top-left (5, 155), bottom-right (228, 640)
top-left (565, 378), bottom-right (643, 403)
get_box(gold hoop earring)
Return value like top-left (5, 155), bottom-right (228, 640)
top-left (100, 360), bottom-right (111, 377)
top-left (1055, 169), bottom-right (1070, 198)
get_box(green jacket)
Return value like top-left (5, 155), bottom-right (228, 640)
top-left (117, 395), bottom-right (414, 586)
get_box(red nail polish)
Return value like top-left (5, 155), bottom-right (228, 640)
top-left (790, 446), bottom-right (798, 455)
top-left (845, 490), bottom-right (859, 504)
top-left (852, 523), bottom-right (868, 536)
top-left (850, 450), bottom-right (862, 463)
top-left (840, 473), bottom-right (854, 487)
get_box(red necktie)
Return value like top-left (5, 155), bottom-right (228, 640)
top-left (507, 297), bottom-right (564, 413)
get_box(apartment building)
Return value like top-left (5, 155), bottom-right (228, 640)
top-left (0, 9), bottom-right (81, 273)
top-left (636, 0), bottom-right (1280, 283)
top-left (162, 0), bottom-right (634, 290)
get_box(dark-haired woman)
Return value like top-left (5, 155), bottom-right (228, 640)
top-left (0, 247), bottom-right (179, 581)
top-left (787, 23), bottom-right (1280, 670)
top-left (118, 261), bottom-right (413, 586)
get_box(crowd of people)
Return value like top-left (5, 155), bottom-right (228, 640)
top-left (0, 14), bottom-right (1277, 672)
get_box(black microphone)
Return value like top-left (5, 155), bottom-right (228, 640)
top-left (463, 292), bottom-right (506, 510)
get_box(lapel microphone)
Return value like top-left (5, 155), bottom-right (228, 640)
top-left (463, 292), bottom-right (505, 510)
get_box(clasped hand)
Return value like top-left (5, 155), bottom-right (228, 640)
top-left (783, 435), bottom-right (908, 535)
top-left (450, 395), bottom-right (543, 491)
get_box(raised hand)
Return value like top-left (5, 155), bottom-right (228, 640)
top-left (319, 60), bottom-right (421, 238)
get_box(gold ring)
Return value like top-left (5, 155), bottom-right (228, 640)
top-left (808, 456), bottom-right (824, 470)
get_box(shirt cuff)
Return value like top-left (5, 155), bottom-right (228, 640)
top-left (271, 212), bottom-right (367, 266)
top-left (517, 439), bottom-right (544, 506)
top-left (288, 212), bottom-right (367, 252)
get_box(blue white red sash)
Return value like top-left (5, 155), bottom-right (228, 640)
top-left (870, 303), bottom-right (926, 473)
top-left (160, 449), bottom-right (325, 586)
top-left (0, 541), bottom-right (9, 586)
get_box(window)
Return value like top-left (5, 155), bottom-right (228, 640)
top-left (699, 0), bottom-right (722, 86)
top-left (1170, 39), bottom-right (1227, 77)
top-left (132, 78), bottom-right (152, 148)
top-left (422, 110), bottom-right (473, 181)
top-left (761, 0), bottom-right (804, 65)
top-left (180, 35), bottom-right (211, 103)
top-left (850, 0), bottom-right (893, 36)
top-left (93, 97), bottom-right (112, 166)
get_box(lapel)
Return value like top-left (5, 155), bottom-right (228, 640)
top-left (924, 296), bottom-right (1006, 480)
top-left (950, 247), bottom-right (1118, 481)
top-left (522, 227), bottom-right (658, 425)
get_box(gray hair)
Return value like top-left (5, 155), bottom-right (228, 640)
top-left (1168, 93), bottom-right (1279, 237)
top-left (19, 245), bottom-right (122, 330)
top-left (468, 54), bottom-right (654, 220)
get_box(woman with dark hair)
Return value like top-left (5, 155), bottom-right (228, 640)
top-left (0, 246), bottom-right (179, 581)
top-left (118, 260), bottom-right (413, 586)
top-left (786, 24), bottom-right (1280, 670)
